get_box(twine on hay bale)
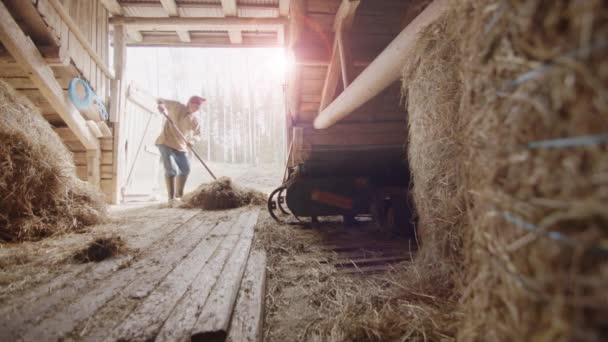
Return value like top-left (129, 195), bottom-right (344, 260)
top-left (181, 176), bottom-right (266, 210)
top-left (0, 80), bottom-right (107, 242)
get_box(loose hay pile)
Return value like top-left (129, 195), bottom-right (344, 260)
top-left (182, 176), bottom-right (266, 210)
top-left (401, 0), bottom-right (607, 340)
top-left (73, 235), bottom-right (127, 263)
top-left (0, 81), bottom-right (106, 242)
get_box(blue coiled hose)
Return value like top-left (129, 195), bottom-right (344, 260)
top-left (67, 77), bottom-right (109, 121)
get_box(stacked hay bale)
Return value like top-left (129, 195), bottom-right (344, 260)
top-left (0, 80), bottom-right (106, 242)
top-left (403, 0), bottom-right (607, 339)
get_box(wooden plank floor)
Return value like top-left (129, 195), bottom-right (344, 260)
top-left (0, 208), bottom-right (261, 341)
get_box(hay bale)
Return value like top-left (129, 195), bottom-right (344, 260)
top-left (182, 177), bottom-right (266, 210)
top-left (73, 235), bottom-right (127, 263)
top-left (0, 80), bottom-right (106, 242)
top-left (457, 0), bottom-right (608, 340)
top-left (401, 4), bottom-right (468, 297)
top-left (402, 0), bottom-right (607, 340)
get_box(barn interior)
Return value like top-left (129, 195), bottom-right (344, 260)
top-left (0, 0), bottom-right (606, 341)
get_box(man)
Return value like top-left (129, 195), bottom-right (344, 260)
top-left (156, 96), bottom-right (205, 207)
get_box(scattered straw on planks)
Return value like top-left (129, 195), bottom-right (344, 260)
top-left (181, 177), bottom-right (266, 210)
top-left (73, 235), bottom-right (127, 263)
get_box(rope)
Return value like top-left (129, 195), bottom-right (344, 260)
top-left (496, 211), bottom-right (608, 257)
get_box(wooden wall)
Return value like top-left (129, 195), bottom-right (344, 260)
top-left (36, 0), bottom-right (110, 102)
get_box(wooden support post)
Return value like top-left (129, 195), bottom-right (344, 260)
top-left (319, 0), bottom-right (360, 111)
top-left (0, 1), bottom-right (99, 153)
top-left (86, 149), bottom-right (101, 186)
top-left (109, 24), bottom-right (127, 204)
top-left (337, 30), bottom-right (353, 88)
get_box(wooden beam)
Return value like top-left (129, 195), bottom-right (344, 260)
top-left (0, 45), bottom-right (69, 67)
top-left (47, 0), bottom-right (114, 80)
top-left (176, 30), bottom-right (191, 42)
top-left (337, 30), bottom-right (353, 87)
top-left (220, 0), bottom-right (237, 17)
top-left (110, 16), bottom-right (286, 32)
top-left (128, 35), bottom-right (280, 48)
top-left (279, 0), bottom-right (291, 17)
top-left (99, 0), bottom-right (123, 15)
top-left (127, 29), bottom-right (143, 42)
top-left (0, 1), bottom-right (99, 151)
top-left (228, 29), bottom-right (242, 44)
top-left (333, 0), bottom-right (360, 32)
top-left (159, 0), bottom-right (179, 16)
top-left (319, 0), bottom-right (360, 111)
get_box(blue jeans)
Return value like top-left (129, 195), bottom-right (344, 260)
top-left (157, 144), bottom-right (190, 177)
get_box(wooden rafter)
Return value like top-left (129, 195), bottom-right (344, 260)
top-left (158, 0), bottom-right (191, 43)
top-left (159, 0), bottom-right (179, 16)
top-left (176, 30), bottom-right (192, 43)
top-left (0, 1), bottom-right (99, 151)
top-left (110, 16), bottom-right (286, 31)
top-left (319, 0), bottom-right (360, 111)
top-left (220, 0), bottom-right (238, 17)
top-left (228, 29), bottom-right (243, 44)
top-left (99, 0), bottom-right (123, 15)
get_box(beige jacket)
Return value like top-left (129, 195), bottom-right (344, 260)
top-left (155, 99), bottom-right (201, 152)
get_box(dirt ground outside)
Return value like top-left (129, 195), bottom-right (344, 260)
top-left (1, 164), bottom-right (422, 341)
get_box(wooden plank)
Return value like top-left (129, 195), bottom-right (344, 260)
top-left (191, 211), bottom-right (259, 341)
top-left (72, 151), bottom-right (87, 165)
top-left (16, 212), bottom-right (214, 341)
top-left (101, 164), bottom-right (113, 179)
top-left (47, 0), bottom-right (114, 79)
top-left (54, 126), bottom-right (79, 142)
top-left (86, 120), bottom-right (103, 138)
top-left (107, 213), bottom-right (254, 341)
top-left (301, 93), bottom-right (321, 102)
top-left (97, 121), bottom-right (113, 137)
top-left (1, 77), bottom-right (36, 89)
top-left (156, 211), bottom-right (259, 341)
top-left (100, 137), bottom-right (113, 151)
top-left (300, 101), bottom-right (320, 112)
top-left (226, 250), bottom-right (267, 342)
top-left (301, 79), bottom-right (324, 94)
top-left (0, 1), bottom-right (99, 151)
top-left (2, 0), bottom-right (59, 46)
top-left (101, 151), bottom-right (113, 164)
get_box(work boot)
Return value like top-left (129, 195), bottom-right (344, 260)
top-left (165, 176), bottom-right (175, 207)
top-left (176, 175), bottom-right (188, 199)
